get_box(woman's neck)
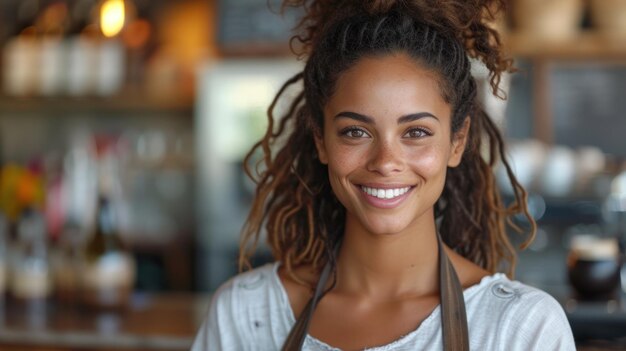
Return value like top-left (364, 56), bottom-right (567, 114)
top-left (334, 213), bottom-right (440, 301)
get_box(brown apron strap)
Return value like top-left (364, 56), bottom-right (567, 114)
top-left (281, 260), bottom-right (332, 351)
top-left (437, 233), bottom-right (470, 351)
top-left (281, 234), bottom-right (469, 350)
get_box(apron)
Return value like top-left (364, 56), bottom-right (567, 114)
top-left (281, 234), bottom-right (470, 350)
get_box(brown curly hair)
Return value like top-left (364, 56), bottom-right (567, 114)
top-left (239, 0), bottom-right (535, 284)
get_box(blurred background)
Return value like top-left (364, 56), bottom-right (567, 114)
top-left (0, 0), bottom-right (624, 350)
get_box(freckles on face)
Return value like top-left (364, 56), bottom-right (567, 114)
top-left (408, 144), bottom-right (442, 178)
top-left (315, 53), bottom-right (459, 235)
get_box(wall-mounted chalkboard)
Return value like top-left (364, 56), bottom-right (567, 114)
top-left (551, 65), bottom-right (626, 157)
top-left (506, 62), bottom-right (626, 157)
top-left (218, 0), bottom-right (302, 55)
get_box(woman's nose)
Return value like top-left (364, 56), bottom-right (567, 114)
top-left (366, 140), bottom-right (404, 176)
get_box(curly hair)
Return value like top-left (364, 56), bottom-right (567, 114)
top-left (239, 0), bottom-right (535, 285)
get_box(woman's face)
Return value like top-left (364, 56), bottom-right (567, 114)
top-left (315, 53), bottom-right (469, 236)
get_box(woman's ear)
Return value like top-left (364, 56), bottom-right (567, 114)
top-left (314, 130), bottom-right (329, 164)
top-left (447, 117), bottom-right (470, 168)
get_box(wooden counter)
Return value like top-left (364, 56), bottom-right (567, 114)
top-left (0, 293), bottom-right (211, 351)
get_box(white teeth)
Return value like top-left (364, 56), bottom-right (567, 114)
top-left (360, 186), bottom-right (411, 199)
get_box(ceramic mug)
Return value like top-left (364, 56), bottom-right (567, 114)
top-left (567, 235), bottom-right (621, 300)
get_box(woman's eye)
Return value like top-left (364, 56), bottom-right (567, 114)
top-left (341, 127), bottom-right (369, 138)
top-left (403, 128), bottom-right (431, 139)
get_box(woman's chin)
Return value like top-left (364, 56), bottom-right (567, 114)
top-left (362, 220), bottom-right (412, 237)
top-left (345, 209), bottom-right (426, 237)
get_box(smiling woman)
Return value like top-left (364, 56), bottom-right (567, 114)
top-left (315, 54), bottom-right (466, 237)
top-left (192, 1), bottom-right (576, 350)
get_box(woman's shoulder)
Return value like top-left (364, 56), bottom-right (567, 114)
top-left (466, 273), bottom-right (567, 322)
top-left (465, 274), bottom-right (576, 350)
top-left (191, 262), bottom-right (289, 351)
top-left (211, 262), bottom-right (282, 307)
top-left (466, 273), bottom-right (554, 301)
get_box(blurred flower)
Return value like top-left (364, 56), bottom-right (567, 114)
top-left (0, 164), bottom-right (45, 222)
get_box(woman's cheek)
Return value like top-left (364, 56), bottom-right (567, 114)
top-left (329, 144), bottom-right (366, 169)
top-left (407, 146), bottom-right (445, 176)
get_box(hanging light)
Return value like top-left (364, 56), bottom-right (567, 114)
top-left (100, 0), bottom-right (125, 37)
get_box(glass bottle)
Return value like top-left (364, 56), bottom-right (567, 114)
top-left (37, 0), bottom-right (70, 96)
top-left (81, 195), bottom-right (135, 309)
top-left (2, 0), bottom-right (41, 96)
top-left (9, 208), bottom-right (51, 300)
top-left (0, 214), bottom-right (7, 297)
top-left (51, 219), bottom-right (84, 305)
top-left (0, 214), bottom-right (5, 322)
top-left (65, 0), bottom-right (99, 95)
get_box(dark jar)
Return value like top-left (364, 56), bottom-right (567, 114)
top-left (567, 235), bottom-right (621, 300)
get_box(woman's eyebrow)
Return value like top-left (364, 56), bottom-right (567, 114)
top-left (397, 112), bottom-right (438, 124)
top-left (333, 111), bottom-right (439, 124)
top-left (334, 111), bottom-right (375, 124)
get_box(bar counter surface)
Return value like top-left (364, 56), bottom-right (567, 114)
top-left (3, 289), bottom-right (623, 351)
top-left (0, 293), bottom-right (211, 351)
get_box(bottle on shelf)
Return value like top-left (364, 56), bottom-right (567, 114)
top-left (0, 214), bottom-right (7, 298)
top-left (9, 208), bottom-right (52, 301)
top-left (81, 194), bottom-right (135, 310)
top-left (2, 0), bottom-right (41, 96)
top-left (50, 219), bottom-right (84, 305)
top-left (65, 0), bottom-right (100, 95)
top-left (37, 0), bottom-right (70, 96)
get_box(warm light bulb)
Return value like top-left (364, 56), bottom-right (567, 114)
top-left (100, 0), bottom-right (125, 37)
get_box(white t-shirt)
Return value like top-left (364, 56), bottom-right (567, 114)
top-left (192, 262), bottom-right (576, 350)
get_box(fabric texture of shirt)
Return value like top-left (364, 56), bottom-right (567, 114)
top-left (191, 262), bottom-right (576, 351)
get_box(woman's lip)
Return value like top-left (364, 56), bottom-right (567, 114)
top-left (358, 183), bottom-right (415, 189)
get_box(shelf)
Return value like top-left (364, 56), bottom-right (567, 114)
top-left (503, 31), bottom-right (626, 61)
top-left (502, 31), bottom-right (626, 144)
top-left (0, 94), bottom-right (194, 116)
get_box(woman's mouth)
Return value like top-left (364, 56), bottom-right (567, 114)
top-left (357, 184), bottom-right (414, 209)
top-left (360, 185), bottom-right (411, 199)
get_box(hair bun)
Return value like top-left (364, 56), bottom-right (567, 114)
top-left (283, 0), bottom-right (513, 95)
